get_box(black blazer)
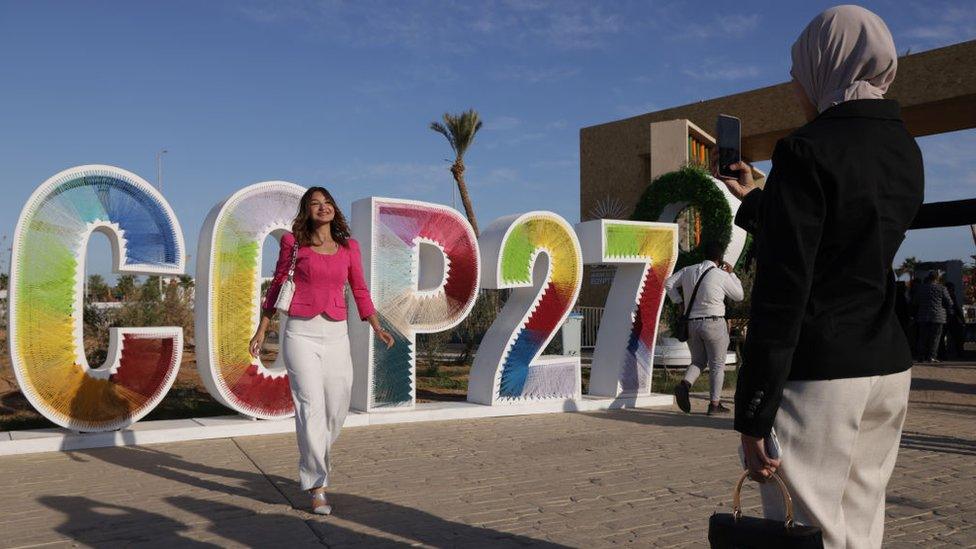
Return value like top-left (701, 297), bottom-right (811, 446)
top-left (733, 99), bottom-right (924, 438)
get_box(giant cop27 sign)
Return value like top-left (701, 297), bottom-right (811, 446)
top-left (7, 164), bottom-right (743, 431)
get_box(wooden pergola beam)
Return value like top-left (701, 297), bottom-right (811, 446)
top-left (583, 40), bottom-right (976, 162)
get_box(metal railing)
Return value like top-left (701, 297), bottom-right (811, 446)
top-left (573, 306), bottom-right (604, 349)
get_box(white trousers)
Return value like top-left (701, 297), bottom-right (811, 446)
top-left (760, 369), bottom-right (911, 549)
top-left (282, 313), bottom-right (353, 491)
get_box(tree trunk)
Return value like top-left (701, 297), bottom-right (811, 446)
top-left (451, 160), bottom-right (479, 236)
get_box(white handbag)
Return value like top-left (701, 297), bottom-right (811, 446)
top-left (274, 241), bottom-right (300, 313)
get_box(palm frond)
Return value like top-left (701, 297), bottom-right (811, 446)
top-left (429, 109), bottom-right (483, 160)
top-left (429, 121), bottom-right (456, 154)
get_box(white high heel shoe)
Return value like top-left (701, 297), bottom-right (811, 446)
top-left (311, 491), bottom-right (332, 515)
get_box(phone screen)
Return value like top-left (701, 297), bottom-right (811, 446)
top-left (717, 115), bottom-right (741, 178)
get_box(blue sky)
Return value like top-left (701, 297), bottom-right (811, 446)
top-left (0, 0), bottom-right (974, 280)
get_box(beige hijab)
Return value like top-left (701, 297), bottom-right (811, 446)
top-left (790, 5), bottom-right (898, 113)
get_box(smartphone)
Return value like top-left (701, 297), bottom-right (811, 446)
top-left (717, 114), bottom-right (741, 178)
top-left (765, 427), bottom-right (781, 460)
top-left (737, 427), bottom-right (782, 469)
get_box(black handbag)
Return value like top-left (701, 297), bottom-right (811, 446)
top-left (708, 471), bottom-right (824, 548)
top-left (674, 266), bottom-right (715, 342)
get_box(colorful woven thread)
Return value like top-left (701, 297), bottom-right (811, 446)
top-left (196, 182), bottom-right (304, 419)
top-left (604, 222), bottom-right (678, 393)
top-left (472, 213), bottom-right (583, 402)
top-left (368, 200), bottom-right (480, 407)
top-left (8, 165), bottom-right (185, 431)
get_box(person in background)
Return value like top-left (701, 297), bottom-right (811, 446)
top-left (717, 6), bottom-right (923, 547)
top-left (907, 277), bottom-right (921, 357)
top-left (664, 240), bottom-right (744, 415)
top-left (943, 281), bottom-right (965, 359)
top-left (894, 280), bottom-right (911, 342)
top-left (913, 271), bottom-right (952, 363)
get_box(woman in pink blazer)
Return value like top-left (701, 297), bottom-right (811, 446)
top-left (249, 186), bottom-right (394, 515)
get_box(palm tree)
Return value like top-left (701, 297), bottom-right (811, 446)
top-left (430, 109), bottom-right (483, 236)
top-left (115, 274), bottom-right (138, 300)
top-left (86, 274), bottom-right (110, 302)
top-left (897, 256), bottom-right (919, 280)
top-left (141, 276), bottom-right (162, 302)
top-left (177, 275), bottom-right (195, 301)
top-left (178, 275), bottom-right (194, 290)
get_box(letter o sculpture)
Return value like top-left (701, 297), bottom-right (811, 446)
top-left (631, 166), bottom-right (747, 267)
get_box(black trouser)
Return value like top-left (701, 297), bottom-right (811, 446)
top-left (916, 321), bottom-right (944, 361)
top-left (944, 320), bottom-right (965, 359)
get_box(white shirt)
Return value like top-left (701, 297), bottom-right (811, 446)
top-left (664, 260), bottom-right (744, 318)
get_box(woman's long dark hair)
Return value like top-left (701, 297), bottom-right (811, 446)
top-left (291, 187), bottom-right (351, 248)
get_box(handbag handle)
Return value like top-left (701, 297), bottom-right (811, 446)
top-left (732, 470), bottom-right (795, 528)
top-left (286, 239), bottom-right (299, 280)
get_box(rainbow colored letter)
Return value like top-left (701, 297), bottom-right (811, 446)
top-left (8, 165), bottom-right (185, 431)
top-left (468, 212), bottom-right (583, 405)
top-left (577, 220), bottom-right (677, 397)
top-left (348, 197), bottom-right (480, 410)
top-left (195, 181), bottom-right (305, 419)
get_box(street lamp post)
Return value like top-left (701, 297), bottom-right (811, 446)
top-left (155, 148), bottom-right (168, 192)
top-left (155, 148), bottom-right (168, 296)
top-left (0, 235), bottom-right (8, 354)
top-left (443, 158), bottom-right (457, 210)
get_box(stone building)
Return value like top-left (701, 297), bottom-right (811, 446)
top-left (577, 40), bottom-right (976, 308)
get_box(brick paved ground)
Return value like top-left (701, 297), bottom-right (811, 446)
top-left (0, 362), bottom-right (973, 548)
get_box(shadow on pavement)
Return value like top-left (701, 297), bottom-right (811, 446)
top-left (165, 495), bottom-right (330, 547)
top-left (38, 491), bottom-right (569, 547)
top-left (70, 445), bottom-right (292, 504)
top-left (912, 362), bottom-right (976, 371)
top-left (305, 492), bottom-right (570, 548)
top-left (586, 408), bottom-right (734, 431)
top-left (37, 496), bottom-right (216, 547)
top-left (900, 431), bottom-right (976, 457)
top-left (909, 376), bottom-right (976, 395)
top-left (60, 445), bottom-right (567, 547)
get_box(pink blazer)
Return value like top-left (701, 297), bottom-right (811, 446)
top-left (262, 232), bottom-right (377, 321)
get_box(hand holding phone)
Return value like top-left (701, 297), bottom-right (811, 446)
top-left (717, 114), bottom-right (741, 178)
top-left (716, 114), bottom-right (759, 200)
top-left (720, 160), bottom-right (758, 201)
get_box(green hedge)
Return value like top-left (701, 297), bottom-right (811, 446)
top-left (631, 165), bottom-right (733, 270)
top-left (630, 165), bottom-right (758, 335)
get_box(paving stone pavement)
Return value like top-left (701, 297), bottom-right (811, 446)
top-left (1, 363), bottom-right (973, 548)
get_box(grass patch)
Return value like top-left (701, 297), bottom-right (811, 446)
top-left (414, 362), bottom-right (738, 401)
top-left (416, 363), bottom-right (470, 400)
top-left (653, 367), bottom-right (738, 395)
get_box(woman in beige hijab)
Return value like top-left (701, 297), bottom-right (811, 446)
top-left (720, 5), bottom-right (923, 548)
